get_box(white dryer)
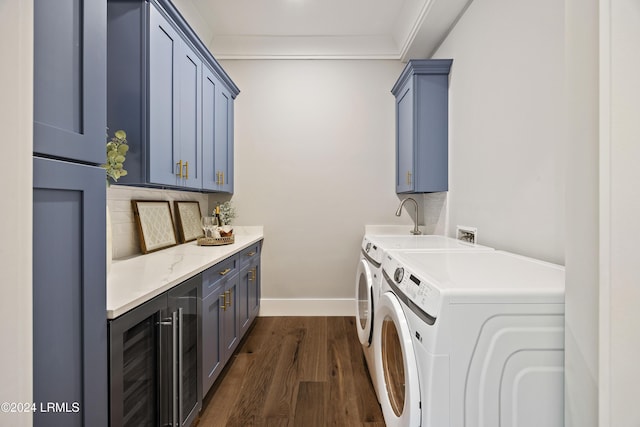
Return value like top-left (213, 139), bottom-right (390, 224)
top-left (374, 250), bottom-right (565, 427)
top-left (355, 235), bottom-right (493, 401)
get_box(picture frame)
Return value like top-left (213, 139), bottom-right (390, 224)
top-left (174, 201), bottom-right (204, 243)
top-left (131, 200), bottom-right (178, 254)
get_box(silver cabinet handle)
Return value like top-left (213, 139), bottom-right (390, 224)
top-left (178, 307), bottom-right (184, 427)
top-left (172, 310), bottom-right (178, 427)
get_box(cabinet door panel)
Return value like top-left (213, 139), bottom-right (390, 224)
top-left (239, 267), bottom-right (250, 337)
top-left (248, 262), bottom-right (261, 322)
top-left (201, 291), bottom-right (223, 395)
top-left (33, 157), bottom-right (107, 427)
top-left (215, 85), bottom-right (233, 193)
top-left (34, 0), bottom-right (106, 164)
top-left (149, 5), bottom-right (180, 186)
top-left (396, 81), bottom-right (414, 193)
top-left (202, 67), bottom-right (217, 190)
top-left (222, 279), bottom-right (240, 358)
top-left (177, 43), bottom-right (202, 189)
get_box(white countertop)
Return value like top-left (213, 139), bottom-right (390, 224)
top-left (107, 226), bottom-right (264, 319)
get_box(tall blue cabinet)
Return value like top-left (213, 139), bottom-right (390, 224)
top-left (107, 0), bottom-right (239, 193)
top-left (33, 0), bottom-right (108, 425)
top-left (391, 59), bottom-right (452, 193)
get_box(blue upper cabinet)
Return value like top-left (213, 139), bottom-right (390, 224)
top-left (391, 59), bottom-right (452, 193)
top-left (202, 67), bottom-right (234, 193)
top-left (34, 0), bottom-right (106, 164)
top-left (108, 0), bottom-right (239, 192)
top-left (148, 5), bottom-right (180, 187)
top-left (202, 65), bottom-right (218, 190)
top-left (215, 83), bottom-right (234, 193)
top-left (176, 36), bottom-right (203, 189)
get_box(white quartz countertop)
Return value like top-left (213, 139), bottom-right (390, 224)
top-left (107, 226), bottom-right (264, 319)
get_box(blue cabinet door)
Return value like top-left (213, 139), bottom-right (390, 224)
top-left (248, 261), bottom-right (261, 323)
top-left (202, 66), bottom-right (218, 191)
top-left (239, 260), bottom-right (260, 338)
top-left (222, 276), bottom-right (240, 358)
top-left (201, 289), bottom-right (224, 395)
top-left (148, 4), bottom-right (181, 187)
top-left (396, 79), bottom-right (414, 193)
top-left (215, 84), bottom-right (234, 193)
top-left (238, 265), bottom-right (250, 337)
top-left (34, 0), bottom-right (106, 165)
top-left (33, 157), bottom-right (107, 427)
top-left (177, 41), bottom-right (203, 189)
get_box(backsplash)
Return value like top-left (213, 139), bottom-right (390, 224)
top-left (423, 192), bottom-right (447, 235)
top-left (107, 185), bottom-right (210, 259)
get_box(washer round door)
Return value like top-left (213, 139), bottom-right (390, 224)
top-left (374, 291), bottom-right (421, 427)
top-left (355, 258), bottom-right (374, 346)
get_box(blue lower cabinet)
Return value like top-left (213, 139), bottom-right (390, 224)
top-left (200, 242), bottom-right (262, 397)
top-left (109, 275), bottom-right (201, 427)
top-left (201, 287), bottom-right (224, 393)
top-left (200, 262), bottom-right (239, 397)
top-left (33, 157), bottom-right (108, 427)
top-left (239, 256), bottom-right (261, 337)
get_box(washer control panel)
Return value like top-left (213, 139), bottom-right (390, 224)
top-left (360, 236), bottom-right (384, 266)
top-left (382, 254), bottom-right (442, 320)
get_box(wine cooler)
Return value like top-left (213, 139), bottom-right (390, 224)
top-left (109, 275), bottom-right (202, 427)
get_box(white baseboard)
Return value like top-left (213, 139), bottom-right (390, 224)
top-left (258, 298), bottom-right (356, 317)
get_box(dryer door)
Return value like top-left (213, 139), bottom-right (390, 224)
top-left (355, 258), bottom-right (374, 346)
top-left (374, 292), bottom-right (421, 427)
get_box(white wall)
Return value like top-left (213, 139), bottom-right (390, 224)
top-left (0, 0), bottom-right (33, 426)
top-left (217, 59), bottom-right (409, 314)
top-left (599, 0), bottom-right (640, 424)
top-left (431, 0), bottom-right (565, 264)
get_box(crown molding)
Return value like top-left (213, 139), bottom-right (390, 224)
top-left (209, 35), bottom-right (402, 60)
top-left (182, 0), bottom-right (474, 61)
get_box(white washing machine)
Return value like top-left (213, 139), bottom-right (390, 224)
top-left (355, 234), bottom-right (493, 400)
top-left (374, 250), bottom-right (565, 427)
top-left (355, 235), bottom-right (385, 397)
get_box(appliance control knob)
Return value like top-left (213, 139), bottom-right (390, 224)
top-left (394, 267), bottom-right (404, 283)
top-left (365, 242), bottom-right (371, 253)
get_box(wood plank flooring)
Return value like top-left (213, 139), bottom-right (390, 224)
top-left (195, 317), bottom-right (385, 427)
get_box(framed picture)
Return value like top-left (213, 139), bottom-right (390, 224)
top-left (131, 200), bottom-right (177, 254)
top-left (174, 201), bottom-right (204, 243)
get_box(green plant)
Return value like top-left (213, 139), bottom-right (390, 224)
top-left (102, 130), bottom-right (129, 184)
top-left (217, 201), bottom-right (236, 225)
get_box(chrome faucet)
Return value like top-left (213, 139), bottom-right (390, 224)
top-left (395, 197), bottom-right (422, 235)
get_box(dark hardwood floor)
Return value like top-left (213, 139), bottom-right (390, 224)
top-left (195, 317), bottom-right (385, 427)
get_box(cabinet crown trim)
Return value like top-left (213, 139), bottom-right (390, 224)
top-left (391, 59), bottom-right (453, 96)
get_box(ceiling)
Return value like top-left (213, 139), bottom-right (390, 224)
top-left (188, 0), bottom-right (473, 60)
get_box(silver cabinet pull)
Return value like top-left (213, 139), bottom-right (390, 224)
top-left (172, 311), bottom-right (178, 427)
top-left (177, 307), bottom-right (184, 426)
top-left (157, 314), bottom-right (172, 426)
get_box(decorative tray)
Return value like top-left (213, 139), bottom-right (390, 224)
top-left (197, 235), bottom-right (234, 246)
